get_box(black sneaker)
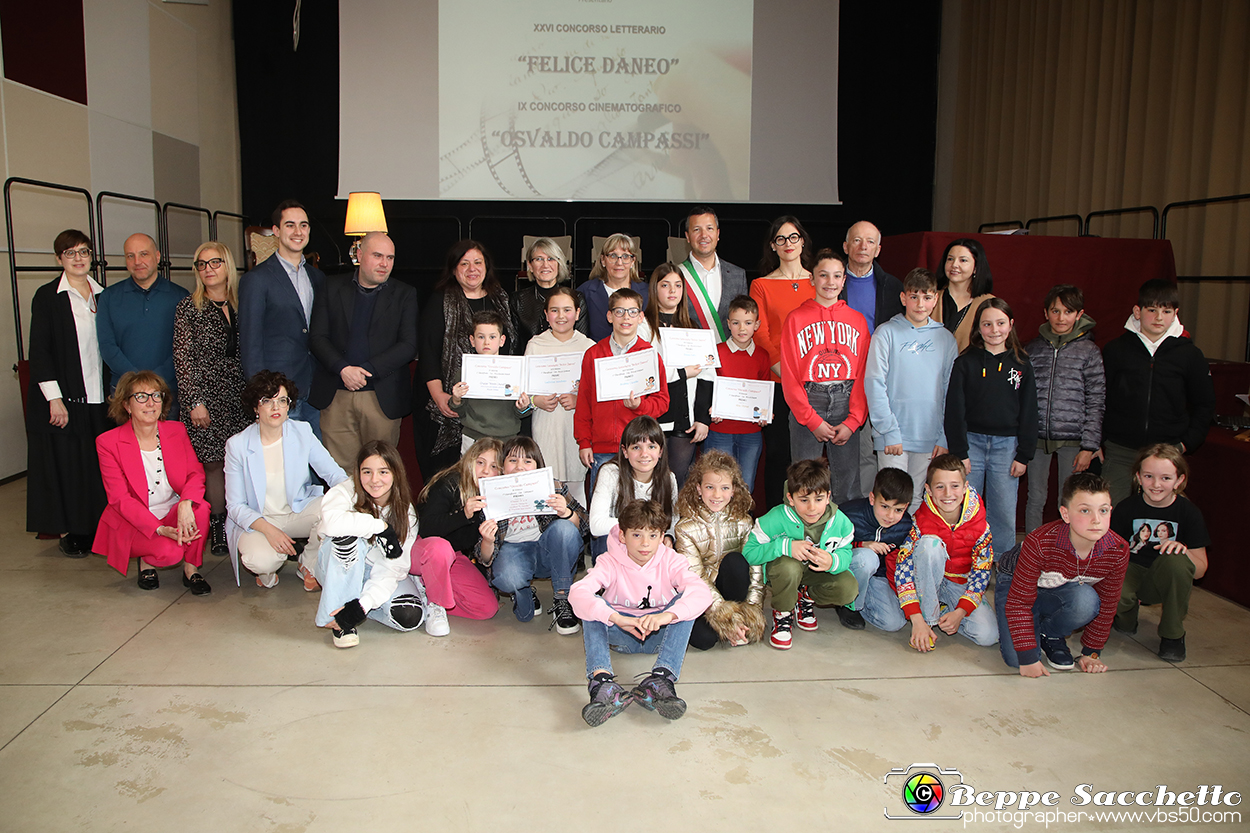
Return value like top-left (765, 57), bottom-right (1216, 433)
top-left (549, 597), bottom-right (581, 635)
top-left (835, 605), bottom-right (866, 630)
top-left (512, 587), bottom-right (542, 622)
top-left (631, 670), bottom-right (687, 720)
top-left (1040, 634), bottom-right (1075, 670)
top-left (582, 676), bottom-right (631, 726)
top-left (1158, 635), bottom-right (1186, 663)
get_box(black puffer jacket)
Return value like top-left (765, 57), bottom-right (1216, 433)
top-left (1025, 315), bottom-right (1105, 450)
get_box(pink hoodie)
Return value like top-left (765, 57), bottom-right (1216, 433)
top-left (569, 525), bottom-right (713, 624)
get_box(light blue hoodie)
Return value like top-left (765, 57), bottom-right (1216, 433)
top-left (865, 313), bottom-right (958, 452)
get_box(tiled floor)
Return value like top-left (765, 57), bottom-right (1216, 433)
top-left (2, 477), bottom-right (1248, 831)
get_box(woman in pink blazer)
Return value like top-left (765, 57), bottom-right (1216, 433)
top-left (94, 370), bottom-right (212, 594)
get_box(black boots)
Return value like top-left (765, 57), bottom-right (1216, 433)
top-left (210, 513), bottom-right (228, 555)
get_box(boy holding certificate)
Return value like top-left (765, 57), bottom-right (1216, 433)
top-left (574, 289), bottom-right (670, 497)
top-left (450, 311), bottom-right (531, 451)
top-left (700, 295), bottom-right (773, 492)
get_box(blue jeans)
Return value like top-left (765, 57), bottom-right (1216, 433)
top-left (491, 520), bottom-right (582, 621)
top-left (314, 536), bottom-right (426, 631)
top-left (704, 430), bottom-right (764, 492)
top-left (290, 397), bottom-right (322, 440)
top-left (587, 451), bottom-right (616, 561)
top-left (789, 381), bottom-right (863, 504)
top-left (994, 569), bottom-right (1100, 667)
top-left (966, 432), bottom-right (1019, 559)
top-left (848, 547), bottom-right (881, 612)
top-left (582, 597), bottom-right (696, 680)
top-left (860, 536), bottom-right (998, 645)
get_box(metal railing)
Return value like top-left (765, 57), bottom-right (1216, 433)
top-left (1023, 214), bottom-right (1083, 235)
top-left (1084, 205), bottom-right (1159, 238)
top-left (5, 177), bottom-right (96, 360)
top-left (976, 220), bottom-right (1024, 233)
top-left (95, 190), bottom-right (163, 285)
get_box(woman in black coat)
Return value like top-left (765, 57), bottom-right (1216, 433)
top-left (26, 229), bottom-right (110, 555)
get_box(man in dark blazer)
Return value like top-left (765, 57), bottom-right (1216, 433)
top-left (841, 220), bottom-right (906, 513)
top-left (308, 232), bottom-right (417, 471)
top-left (679, 206), bottom-right (748, 343)
top-left (239, 199), bottom-right (326, 437)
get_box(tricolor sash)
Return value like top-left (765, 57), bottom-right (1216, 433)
top-left (681, 257), bottom-right (727, 342)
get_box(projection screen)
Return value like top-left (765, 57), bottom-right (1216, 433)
top-left (338, 0), bottom-right (839, 203)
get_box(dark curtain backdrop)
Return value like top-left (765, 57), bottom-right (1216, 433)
top-left (232, 1), bottom-right (943, 290)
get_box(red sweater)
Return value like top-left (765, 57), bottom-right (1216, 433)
top-left (709, 340), bottom-right (772, 434)
top-left (1004, 520), bottom-right (1129, 665)
top-left (780, 299), bottom-right (871, 433)
top-left (574, 336), bottom-right (670, 454)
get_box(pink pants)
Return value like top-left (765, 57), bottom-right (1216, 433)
top-left (109, 503), bottom-right (209, 575)
top-left (409, 536), bottom-right (499, 620)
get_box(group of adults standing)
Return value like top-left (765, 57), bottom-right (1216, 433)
top-left (26, 198), bottom-right (995, 587)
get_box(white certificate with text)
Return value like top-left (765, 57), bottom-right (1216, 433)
top-left (593, 349), bottom-right (661, 402)
top-left (460, 354), bottom-right (526, 400)
top-left (479, 466), bottom-right (557, 521)
top-left (660, 327), bottom-right (720, 369)
top-left (710, 378), bottom-right (774, 422)
top-left (524, 352), bottom-right (583, 395)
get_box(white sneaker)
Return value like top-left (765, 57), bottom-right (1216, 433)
top-left (424, 602), bottom-right (450, 637)
top-left (332, 627), bottom-right (359, 648)
top-left (256, 572), bottom-right (279, 589)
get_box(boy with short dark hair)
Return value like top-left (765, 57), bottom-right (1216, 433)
top-left (840, 467), bottom-right (914, 631)
top-left (1024, 284), bottom-right (1105, 532)
top-left (742, 458), bottom-right (857, 649)
top-left (883, 454), bottom-right (999, 651)
top-left (449, 310), bottom-right (530, 450)
top-left (995, 471), bottom-right (1129, 676)
top-left (1100, 279), bottom-right (1214, 504)
top-left (700, 295), bottom-right (773, 491)
top-left (865, 267), bottom-right (958, 513)
top-left (569, 499), bottom-right (712, 726)
top-left (574, 288), bottom-right (670, 494)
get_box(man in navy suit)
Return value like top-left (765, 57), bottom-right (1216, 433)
top-left (308, 232), bottom-right (417, 470)
top-left (239, 199), bottom-right (325, 437)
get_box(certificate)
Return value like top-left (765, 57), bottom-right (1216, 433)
top-left (524, 352), bottom-right (583, 395)
top-left (659, 328), bottom-right (720, 369)
top-left (710, 378), bottom-right (774, 422)
top-left (461, 354), bottom-right (526, 400)
top-left (593, 349), bottom-right (661, 402)
top-left (479, 466), bottom-right (557, 521)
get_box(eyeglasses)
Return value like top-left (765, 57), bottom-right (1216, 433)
top-left (530, 255), bottom-right (559, 265)
top-left (129, 391), bottom-right (164, 403)
top-left (610, 307), bottom-right (642, 319)
top-left (604, 252), bottom-right (635, 262)
top-left (260, 396), bottom-right (292, 408)
top-left (773, 233), bottom-right (802, 246)
top-left (62, 247), bottom-right (91, 260)
top-left (194, 258), bottom-right (226, 271)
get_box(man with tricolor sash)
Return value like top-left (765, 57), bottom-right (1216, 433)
top-left (679, 207), bottom-right (748, 343)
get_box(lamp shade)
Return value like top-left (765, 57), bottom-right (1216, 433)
top-left (344, 192), bottom-right (388, 236)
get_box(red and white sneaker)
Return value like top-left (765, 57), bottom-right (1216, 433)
top-left (769, 609), bottom-right (794, 649)
top-left (795, 585), bottom-right (819, 631)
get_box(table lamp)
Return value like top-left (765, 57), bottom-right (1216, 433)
top-left (344, 191), bottom-right (388, 265)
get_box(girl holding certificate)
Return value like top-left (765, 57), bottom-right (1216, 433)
top-left (525, 286), bottom-right (595, 506)
top-left (640, 263), bottom-right (714, 487)
top-left (412, 437), bottom-right (504, 622)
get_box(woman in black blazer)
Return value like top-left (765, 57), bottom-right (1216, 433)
top-left (26, 229), bottom-right (110, 555)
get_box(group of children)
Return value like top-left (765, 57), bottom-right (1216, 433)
top-left (345, 259), bottom-right (1214, 726)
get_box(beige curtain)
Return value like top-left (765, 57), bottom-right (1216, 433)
top-left (935, 0), bottom-right (1250, 360)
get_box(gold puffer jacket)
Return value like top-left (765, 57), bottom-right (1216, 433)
top-left (674, 507), bottom-right (765, 608)
top-left (674, 507), bottom-right (767, 643)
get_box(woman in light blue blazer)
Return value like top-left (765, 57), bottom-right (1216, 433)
top-left (225, 370), bottom-right (347, 587)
